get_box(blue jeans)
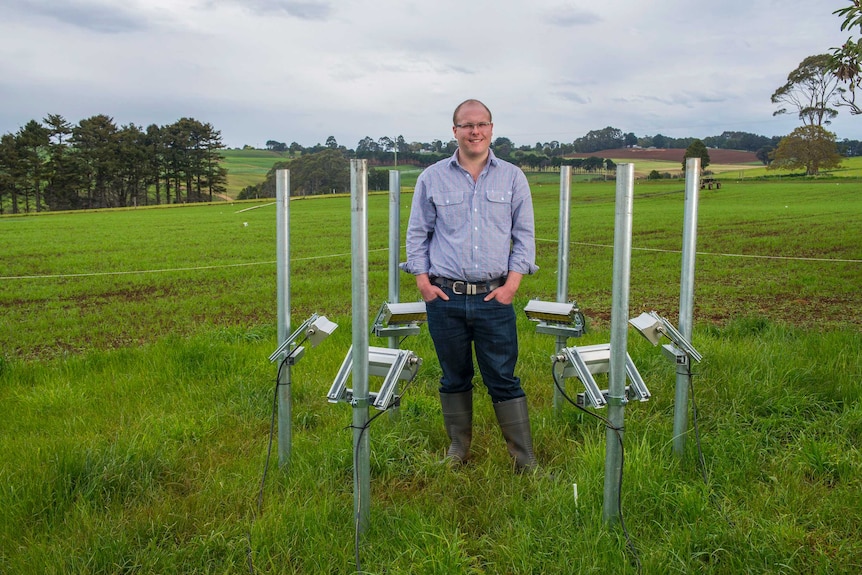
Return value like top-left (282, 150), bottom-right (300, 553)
top-left (425, 287), bottom-right (525, 403)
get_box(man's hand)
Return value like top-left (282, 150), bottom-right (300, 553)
top-left (484, 272), bottom-right (522, 305)
top-left (416, 273), bottom-right (448, 302)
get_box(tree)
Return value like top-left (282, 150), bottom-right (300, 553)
top-left (492, 137), bottom-right (513, 158)
top-left (829, 1), bottom-right (862, 114)
top-left (771, 54), bottom-right (840, 127)
top-left (74, 115), bottom-right (125, 208)
top-left (768, 125), bottom-right (842, 175)
top-left (0, 133), bottom-right (23, 214)
top-left (283, 148), bottom-right (349, 195)
top-left (378, 137), bottom-right (393, 154)
top-left (15, 120), bottom-right (49, 212)
top-left (756, 146), bottom-right (774, 166)
top-left (572, 127), bottom-right (624, 153)
top-left (355, 136), bottom-right (379, 160)
top-left (368, 168), bottom-right (389, 191)
top-left (703, 131), bottom-right (778, 152)
top-left (266, 140), bottom-right (287, 152)
top-left (582, 156), bottom-right (605, 172)
top-left (42, 114), bottom-right (81, 210)
top-left (144, 124), bottom-right (164, 205)
top-left (682, 139), bottom-right (710, 171)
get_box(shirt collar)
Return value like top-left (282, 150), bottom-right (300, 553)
top-left (448, 148), bottom-right (499, 170)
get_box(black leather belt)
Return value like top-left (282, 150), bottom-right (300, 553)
top-left (431, 276), bottom-right (505, 295)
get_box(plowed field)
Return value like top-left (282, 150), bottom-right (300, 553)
top-left (569, 147), bottom-right (759, 164)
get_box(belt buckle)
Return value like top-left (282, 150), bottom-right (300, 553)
top-left (452, 280), bottom-right (466, 295)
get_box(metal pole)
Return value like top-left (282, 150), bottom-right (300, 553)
top-left (276, 169), bottom-right (292, 468)
top-left (388, 170), bottom-right (402, 420)
top-left (554, 166), bottom-right (572, 412)
top-left (604, 163), bottom-right (634, 524)
top-left (673, 158), bottom-right (701, 456)
top-left (388, 170), bottom-right (402, 348)
top-left (350, 159), bottom-right (371, 533)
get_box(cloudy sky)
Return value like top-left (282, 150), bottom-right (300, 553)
top-left (2, 0), bottom-right (860, 149)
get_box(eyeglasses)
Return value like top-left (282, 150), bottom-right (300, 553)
top-left (454, 122), bottom-right (492, 130)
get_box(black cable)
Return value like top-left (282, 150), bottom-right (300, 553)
top-left (551, 361), bottom-right (642, 574)
top-left (688, 368), bottom-right (735, 529)
top-left (688, 369), bottom-right (709, 484)
top-left (245, 339), bottom-right (307, 575)
top-left (348, 406), bottom-right (390, 574)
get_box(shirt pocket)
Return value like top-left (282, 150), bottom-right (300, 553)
top-left (485, 188), bottom-right (512, 221)
top-left (432, 190), bottom-right (467, 232)
top-left (485, 189), bottom-right (512, 205)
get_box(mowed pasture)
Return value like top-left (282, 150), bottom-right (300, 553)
top-left (1, 176), bottom-right (861, 574)
top-left (222, 148), bottom-right (862, 199)
top-left (223, 149), bottom-right (292, 194)
top-left (575, 148), bottom-right (862, 180)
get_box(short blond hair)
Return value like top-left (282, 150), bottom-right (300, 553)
top-left (453, 99), bottom-right (492, 126)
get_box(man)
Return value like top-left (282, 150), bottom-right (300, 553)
top-left (401, 99), bottom-right (539, 471)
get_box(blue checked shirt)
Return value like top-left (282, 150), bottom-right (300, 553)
top-left (402, 149), bottom-right (538, 282)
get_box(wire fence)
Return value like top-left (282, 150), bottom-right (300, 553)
top-left (0, 242), bottom-right (858, 282)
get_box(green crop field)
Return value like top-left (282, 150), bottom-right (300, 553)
top-left (221, 150), bottom-right (425, 196)
top-left (1, 176), bottom-right (861, 573)
top-left (223, 149), bottom-right (292, 195)
top-left (221, 149), bottom-right (862, 199)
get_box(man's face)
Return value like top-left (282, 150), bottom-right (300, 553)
top-left (452, 102), bottom-right (493, 161)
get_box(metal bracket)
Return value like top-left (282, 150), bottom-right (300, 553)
top-left (269, 313), bottom-right (338, 365)
top-left (557, 343), bottom-right (651, 409)
top-left (525, 299), bottom-right (586, 339)
top-left (327, 345), bottom-right (423, 410)
top-left (371, 301), bottom-right (427, 338)
top-left (629, 311), bottom-right (702, 364)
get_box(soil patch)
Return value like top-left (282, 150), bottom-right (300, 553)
top-left (568, 148), bottom-right (760, 164)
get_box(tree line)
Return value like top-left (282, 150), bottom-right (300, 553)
top-left (3, 4), bottom-right (859, 213)
top-left (265, 126), bottom-right (861, 172)
top-left (236, 148), bottom-right (622, 201)
top-left (0, 115), bottom-right (226, 214)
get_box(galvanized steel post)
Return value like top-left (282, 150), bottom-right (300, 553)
top-left (276, 169), bottom-right (292, 468)
top-left (673, 158), bottom-right (701, 456)
top-left (554, 166), bottom-right (573, 412)
top-left (388, 170), bottom-right (402, 419)
top-left (388, 170), bottom-right (402, 348)
top-left (603, 163), bottom-right (634, 524)
top-left (350, 159), bottom-right (371, 533)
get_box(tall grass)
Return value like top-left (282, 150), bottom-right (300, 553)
top-left (1, 177), bottom-right (861, 573)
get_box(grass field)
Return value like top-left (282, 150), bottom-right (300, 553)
top-left (223, 149), bottom-right (293, 195)
top-left (221, 149), bottom-right (862, 198)
top-left (618, 157), bottom-right (862, 180)
top-left (1, 177), bottom-right (861, 573)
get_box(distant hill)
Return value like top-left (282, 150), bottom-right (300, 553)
top-left (568, 148), bottom-right (760, 164)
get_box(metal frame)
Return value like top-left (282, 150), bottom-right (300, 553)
top-left (327, 345), bottom-right (422, 410)
top-left (371, 301), bottom-right (427, 338)
top-left (629, 310), bottom-right (703, 364)
top-left (524, 299), bottom-right (586, 339)
top-left (269, 313), bottom-right (337, 365)
top-left (556, 343), bottom-right (651, 408)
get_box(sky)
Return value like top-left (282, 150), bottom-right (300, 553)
top-left (2, 0), bottom-right (860, 150)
